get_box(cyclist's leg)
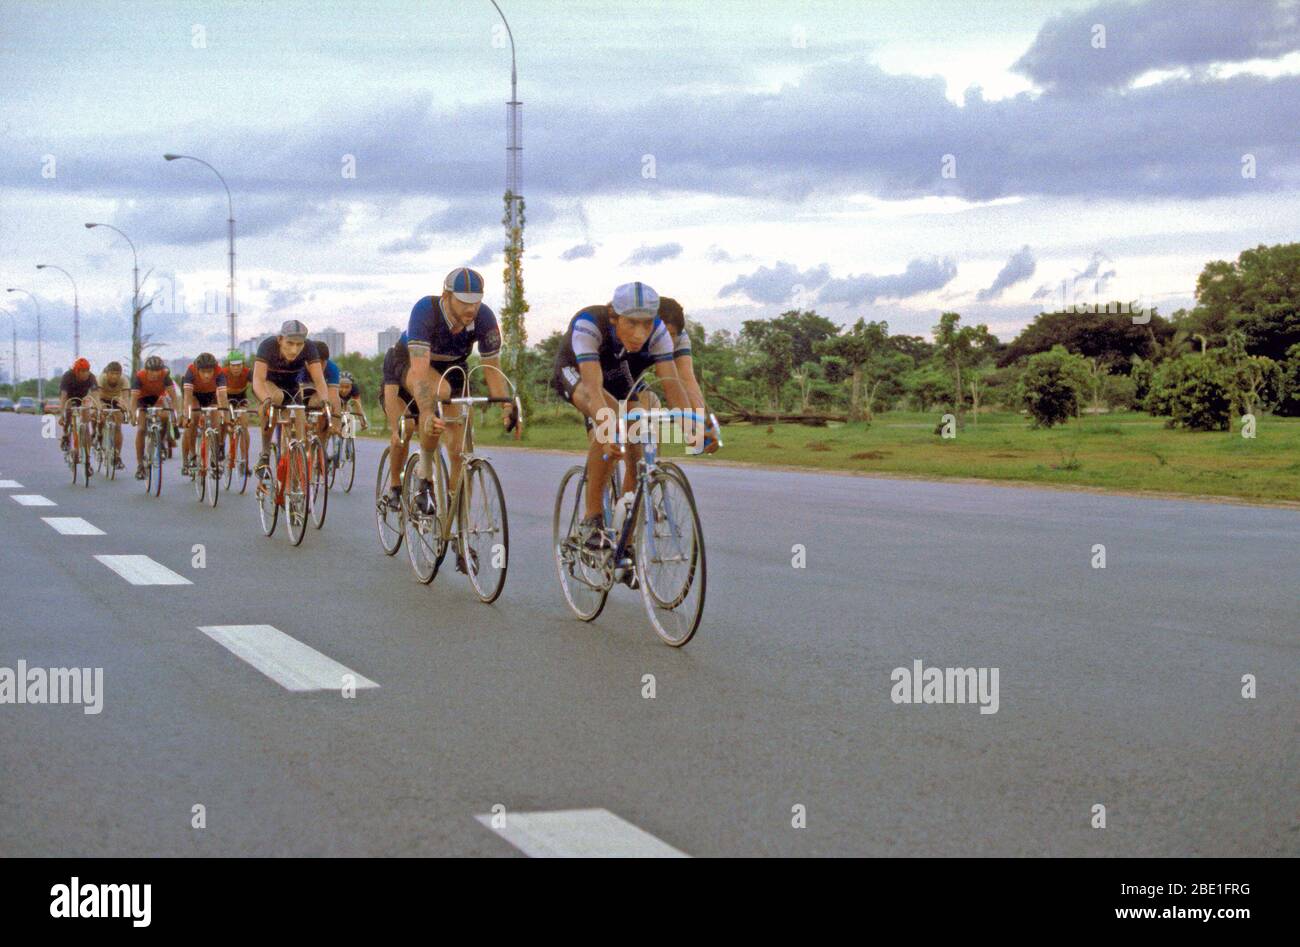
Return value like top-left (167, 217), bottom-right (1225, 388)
top-left (181, 405), bottom-right (196, 466)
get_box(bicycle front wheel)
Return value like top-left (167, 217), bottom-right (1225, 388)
top-left (285, 442), bottom-right (309, 546)
top-left (206, 429), bottom-right (221, 508)
top-left (636, 464), bottom-right (706, 647)
top-left (402, 451), bottom-right (447, 584)
top-left (257, 443), bottom-right (279, 536)
top-left (461, 458), bottom-right (508, 603)
top-left (552, 464), bottom-right (611, 622)
top-left (308, 436), bottom-right (328, 529)
top-left (343, 437), bottom-right (356, 493)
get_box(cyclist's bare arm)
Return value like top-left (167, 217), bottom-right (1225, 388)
top-left (405, 346), bottom-right (445, 436)
top-left (251, 362), bottom-right (279, 405)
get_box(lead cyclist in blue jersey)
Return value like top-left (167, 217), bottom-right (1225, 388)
top-left (406, 267), bottom-right (516, 517)
top-left (551, 281), bottom-right (703, 550)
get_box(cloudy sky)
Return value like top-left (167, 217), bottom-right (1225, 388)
top-left (2, 0), bottom-right (1298, 374)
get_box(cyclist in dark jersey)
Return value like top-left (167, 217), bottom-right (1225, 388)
top-left (58, 358), bottom-right (98, 453)
top-left (180, 352), bottom-right (229, 476)
top-left (551, 281), bottom-right (700, 549)
top-left (297, 339), bottom-right (343, 451)
top-left (251, 319), bottom-right (329, 471)
top-left (130, 355), bottom-right (181, 479)
top-left (404, 267), bottom-right (515, 526)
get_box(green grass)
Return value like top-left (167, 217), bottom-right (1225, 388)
top-left (434, 406), bottom-right (1300, 504)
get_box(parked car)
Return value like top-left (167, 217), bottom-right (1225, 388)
top-left (42, 398), bottom-right (60, 415)
top-left (0, 398), bottom-right (14, 412)
top-left (15, 397), bottom-right (38, 414)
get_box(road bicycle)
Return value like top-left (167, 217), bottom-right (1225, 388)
top-left (552, 382), bottom-right (707, 646)
top-left (256, 401), bottom-right (314, 546)
top-left (223, 404), bottom-right (252, 495)
top-left (304, 403), bottom-right (332, 529)
top-left (328, 408), bottom-right (361, 493)
top-left (94, 403), bottom-right (127, 481)
top-left (401, 364), bottom-right (520, 603)
top-left (62, 398), bottom-right (94, 487)
top-left (186, 405), bottom-right (224, 508)
top-left (140, 405), bottom-right (173, 498)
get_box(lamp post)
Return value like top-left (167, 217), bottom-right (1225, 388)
top-left (164, 153), bottom-right (237, 350)
top-left (4, 311), bottom-right (17, 389)
top-left (6, 288), bottom-right (43, 402)
top-left (35, 264), bottom-right (79, 358)
top-left (85, 222), bottom-right (142, 374)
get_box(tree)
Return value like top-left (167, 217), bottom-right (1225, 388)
top-left (932, 312), bottom-right (998, 418)
top-left (1275, 343), bottom-right (1300, 417)
top-left (818, 319), bottom-right (894, 420)
top-left (1017, 345), bottom-right (1090, 428)
top-left (1212, 330), bottom-right (1279, 430)
top-left (998, 307), bottom-right (1169, 370)
top-left (1193, 243), bottom-right (1300, 361)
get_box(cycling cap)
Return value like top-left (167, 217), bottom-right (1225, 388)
top-left (611, 281), bottom-right (659, 319)
top-left (279, 319), bottom-right (309, 340)
top-left (443, 267), bottom-right (485, 304)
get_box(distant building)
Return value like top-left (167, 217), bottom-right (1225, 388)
top-left (312, 326), bottom-right (345, 358)
top-left (238, 334), bottom-right (274, 361)
top-left (377, 326), bottom-right (403, 354)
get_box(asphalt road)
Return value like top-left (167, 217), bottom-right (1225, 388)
top-left (0, 412), bottom-right (1295, 856)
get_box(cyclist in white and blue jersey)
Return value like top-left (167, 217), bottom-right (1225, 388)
top-left (551, 281), bottom-right (701, 549)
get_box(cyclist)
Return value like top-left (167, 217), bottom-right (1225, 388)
top-left (251, 319), bottom-right (330, 471)
top-left (405, 267), bottom-right (515, 524)
top-left (378, 336), bottom-right (419, 511)
top-left (338, 371), bottom-right (366, 421)
top-left (58, 357), bottom-right (99, 454)
top-left (180, 352), bottom-right (229, 476)
top-left (222, 349), bottom-right (255, 471)
top-left (298, 339), bottom-right (342, 450)
top-left (94, 361), bottom-right (131, 471)
top-left (551, 281), bottom-right (700, 550)
top-left (130, 355), bottom-right (180, 480)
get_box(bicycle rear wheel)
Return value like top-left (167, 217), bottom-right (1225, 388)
top-left (308, 435), bottom-right (328, 528)
top-left (375, 446), bottom-right (403, 555)
top-left (636, 464), bottom-right (706, 647)
top-left (285, 442), bottom-right (308, 546)
top-left (461, 458), bottom-right (508, 603)
top-left (257, 442), bottom-right (279, 536)
top-left (552, 464), bottom-right (611, 621)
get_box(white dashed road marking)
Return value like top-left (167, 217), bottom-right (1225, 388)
top-left (198, 625), bottom-right (379, 693)
top-left (10, 494), bottom-right (55, 506)
top-left (0, 480), bottom-right (23, 488)
top-left (475, 808), bottom-right (689, 858)
top-left (94, 554), bottom-right (192, 585)
top-left (42, 517), bottom-right (105, 535)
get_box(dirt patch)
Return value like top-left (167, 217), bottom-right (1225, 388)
top-left (850, 451), bottom-right (889, 460)
top-left (805, 441), bottom-right (833, 452)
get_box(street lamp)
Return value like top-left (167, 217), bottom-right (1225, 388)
top-left (6, 288), bottom-right (43, 402)
top-left (164, 153), bottom-right (238, 350)
top-left (35, 263), bottom-right (79, 358)
top-left (85, 222), bottom-right (143, 374)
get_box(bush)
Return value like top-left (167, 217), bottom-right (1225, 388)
top-left (1017, 346), bottom-right (1089, 427)
top-left (1145, 354), bottom-right (1231, 431)
top-left (1276, 344), bottom-right (1300, 417)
